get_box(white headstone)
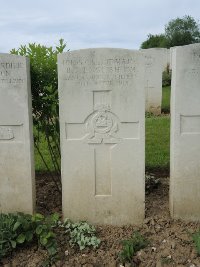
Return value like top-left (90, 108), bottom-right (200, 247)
top-left (165, 48), bottom-right (170, 71)
top-left (58, 48), bottom-right (145, 225)
top-left (169, 47), bottom-right (176, 70)
top-left (0, 54), bottom-right (35, 214)
top-left (142, 48), bottom-right (169, 115)
top-left (170, 44), bottom-right (200, 220)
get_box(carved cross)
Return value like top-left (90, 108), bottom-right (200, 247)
top-left (65, 90), bottom-right (139, 196)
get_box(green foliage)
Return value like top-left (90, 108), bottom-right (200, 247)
top-left (162, 64), bottom-right (171, 87)
top-left (165, 15), bottom-right (200, 47)
top-left (34, 130), bottom-right (54, 171)
top-left (191, 230), bottom-right (200, 256)
top-left (141, 15), bottom-right (200, 48)
top-left (61, 219), bottom-right (100, 250)
top-left (0, 213), bottom-right (59, 261)
top-left (162, 86), bottom-right (171, 114)
top-left (0, 214), bottom-right (31, 259)
top-left (32, 213), bottom-right (59, 257)
top-left (162, 71), bottom-right (171, 87)
top-left (10, 40), bottom-right (67, 190)
top-left (119, 231), bottom-right (148, 264)
top-left (141, 34), bottom-right (167, 49)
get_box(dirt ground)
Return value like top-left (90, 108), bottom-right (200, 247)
top-left (1, 173), bottom-right (200, 267)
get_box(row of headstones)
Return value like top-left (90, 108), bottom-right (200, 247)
top-left (0, 43), bottom-right (199, 225)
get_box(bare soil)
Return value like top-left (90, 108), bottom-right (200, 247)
top-left (1, 173), bottom-right (200, 267)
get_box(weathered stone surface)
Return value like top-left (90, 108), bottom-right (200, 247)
top-left (58, 48), bottom-right (145, 225)
top-left (169, 47), bottom-right (176, 70)
top-left (170, 44), bottom-right (200, 220)
top-left (142, 48), bottom-right (169, 115)
top-left (0, 54), bottom-right (35, 214)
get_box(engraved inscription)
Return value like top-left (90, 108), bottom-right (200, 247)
top-left (62, 56), bottom-right (137, 86)
top-left (0, 126), bottom-right (14, 140)
top-left (0, 70), bottom-right (9, 76)
top-left (0, 62), bottom-right (23, 69)
top-left (0, 61), bottom-right (24, 84)
top-left (0, 78), bottom-right (24, 84)
top-left (186, 69), bottom-right (200, 79)
top-left (85, 104), bottom-right (121, 144)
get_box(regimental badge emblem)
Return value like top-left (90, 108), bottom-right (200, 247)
top-left (85, 104), bottom-right (121, 144)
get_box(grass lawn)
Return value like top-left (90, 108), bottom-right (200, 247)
top-left (145, 86), bottom-right (170, 172)
top-left (145, 115), bottom-right (170, 172)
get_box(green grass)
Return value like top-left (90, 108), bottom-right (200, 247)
top-left (146, 115), bottom-right (170, 172)
top-left (162, 86), bottom-right (171, 113)
top-left (144, 86), bottom-right (171, 172)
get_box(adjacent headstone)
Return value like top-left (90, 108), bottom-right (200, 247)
top-left (58, 48), bottom-right (145, 225)
top-left (142, 48), bottom-right (169, 115)
top-left (169, 47), bottom-right (176, 70)
top-left (166, 48), bottom-right (170, 70)
top-left (0, 54), bottom-right (35, 214)
top-left (170, 44), bottom-right (200, 220)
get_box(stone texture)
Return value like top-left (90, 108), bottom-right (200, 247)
top-left (58, 48), bottom-right (145, 225)
top-left (169, 47), bottom-right (176, 70)
top-left (141, 48), bottom-right (169, 115)
top-left (0, 54), bottom-right (35, 214)
top-left (170, 44), bottom-right (200, 220)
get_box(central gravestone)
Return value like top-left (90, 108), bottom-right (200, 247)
top-left (58, 49), bottom-right (145, 225)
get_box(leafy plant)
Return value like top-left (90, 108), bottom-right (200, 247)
top-left (32, 213), bottom-right (59, 257)
top-left (162, 64), bottom-right (171, 87)
top-left (165, 15), bottom-right (200, 47)
top-left (141, 15), bottom-right (200, 48)
top-left (119, 231), bottom-right (148, 264)
top-left (60, 219), bottom-right (100, 250)
top-left (0, 213), bottom-right (22, 258)
top-left (0, 212), bottom-right (59, 261)
top-left (141, 34), bottom-right (167, 49)
top-left (11, 40), bottom-right (68, 191)
top-left (191, 230), bottom-right (200, 256)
